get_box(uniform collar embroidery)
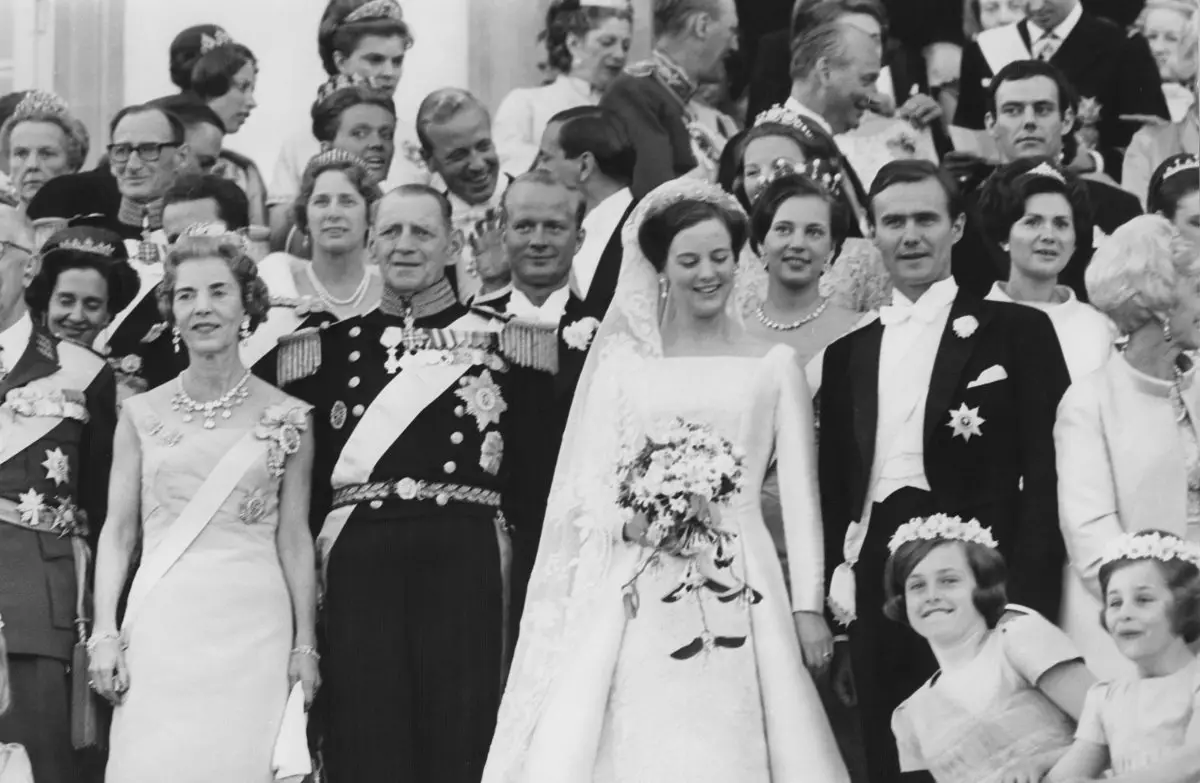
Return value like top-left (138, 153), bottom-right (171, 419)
top-left (379, 277), bottom-right (459, 321)
top-left (627, 50), bottom-right (699, 106)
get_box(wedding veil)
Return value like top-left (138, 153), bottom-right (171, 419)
top-left (483, 179), bottom-right (748, 781)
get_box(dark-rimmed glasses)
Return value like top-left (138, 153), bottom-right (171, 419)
top-left (106, 142), bottom-right (180, 164)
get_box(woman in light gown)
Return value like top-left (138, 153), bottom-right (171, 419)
top-left (494, 1), bottom-right (633, 178)
top-left (87, 232), bottom-right (319, 782)
top-left (1055, 214), bottom-right (1200, 680)
top-left (483, 179), bottom-right (850, 782)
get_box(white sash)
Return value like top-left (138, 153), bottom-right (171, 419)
top-left (977, 24), bottom-right (1031, 79)
top-left (122, 430), bottom-right (266, 630)
top-left (315, 362), bottom-right (471, 573)
top-left (0, 347), bottom-right (105, 467)
top-left (240, 254), bottom-right (304, 367)
top-left (95, 249), bottom-right (165, 354)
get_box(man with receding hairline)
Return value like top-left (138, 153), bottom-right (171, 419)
top-left (278, 181), bottom-right (554, 783)
top-left (600, 0), bottom-right (740, 197)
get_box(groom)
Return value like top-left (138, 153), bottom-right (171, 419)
top-left (817, 160), bottom-right (1071, 783)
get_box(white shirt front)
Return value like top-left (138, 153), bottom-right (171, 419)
top-left (784, 96), bottom-right (835, 137)
top-left (507, 284), bottom-right (570, 326)
top-left (871, 276), bottom-right (959, 504)
top-left (575, 188), bottom-right (632, 300)
top-left (985, 283), bottom-right (1117, 381)
top-left (0, 311), bottom-right (33, 370)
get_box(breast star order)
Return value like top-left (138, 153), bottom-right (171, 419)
top-left (42, 447), bottom-right (70, 486)
top-left (947, 403), bottom-right (985, 442)
top-left (18, 489), bottom-right (45, 525)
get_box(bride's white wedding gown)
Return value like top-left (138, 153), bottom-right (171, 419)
top-left (485, 343), bottom-right (850, 782)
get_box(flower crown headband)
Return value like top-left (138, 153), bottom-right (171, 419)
top-left (888, 513), bottom-right (999, 554)
top-left (199, 28), bottom-right (236, 55)
top-left (316, 73), bottom-right (380, 105)
top-left (344, 0), bottom-right (403, 24)
top-left (1099, 531), bottom-right (1200, 568)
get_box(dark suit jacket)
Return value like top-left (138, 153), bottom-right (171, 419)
top-left (601, 74), bottom-right (696, 199)
top-left (0, 326), bottom-right (116, 661)
top-left (952, 173), bottom-right (1143, 300)
top-left (818, 291), bottom-right (1072, 619)
top-left (955, 14), bottom-right (1168, 179)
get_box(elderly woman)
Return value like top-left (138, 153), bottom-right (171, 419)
top-left (171, 26), bottom-right (267, 228)
top-left (0, 91), bottom-right (88, 212)
top-left (250, 150), bottom-right (382, 374)
top-left (277, 74), bottom-right (396, 256)
top-left (88, 230), bottom-right (318, 781)
top-left (494, 0), bottom-right (632, 177)
top-left (1055, 213), bottom-right (1200, 679)
top-left (978, 159), bottom-right (1117, 381)
top-left (26, 225), bottom-right (138, 347)
top-left (1147, 153), bottom-right (1199, 248)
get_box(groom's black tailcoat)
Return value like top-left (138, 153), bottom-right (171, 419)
top-left (818, 290), bottom-right (1071, 783)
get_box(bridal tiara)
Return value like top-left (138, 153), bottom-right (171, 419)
top-left (888, 514), bottom-right (999, 554)
top-left (1026, 161), bottom-right (1066, 183)
top-left (1099, 531), bottom-right (1200, 568)
top-left (58, 237), bottom-right (116, 257)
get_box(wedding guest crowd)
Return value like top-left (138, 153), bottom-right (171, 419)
top-left (0, 0), bottom-right (1195, 782)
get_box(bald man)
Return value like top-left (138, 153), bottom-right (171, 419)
top-left (0, 206), bottom-right (116, 783)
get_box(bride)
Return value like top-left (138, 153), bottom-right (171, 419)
top-left (482, 179), bottom-right (850, 782)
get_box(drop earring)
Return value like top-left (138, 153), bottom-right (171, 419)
top-left (657, 275), bottom-right (670, 323)
top-left (240, 316), bottom-right (252, 341)
top-left (172, 325), bottom-right (181, 353)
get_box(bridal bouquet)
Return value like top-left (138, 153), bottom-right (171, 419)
top-left (615, 418), bottom-right (759, 660)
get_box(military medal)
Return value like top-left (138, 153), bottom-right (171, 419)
top-left (330, 400), bottom-right (348, 430)
top-left (381, 327), bottom-right (404, 374)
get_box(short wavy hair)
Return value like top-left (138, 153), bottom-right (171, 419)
top-left (883, 538), bottom-right (1010, 629)
top-left (638, 197), bottom-right (748, 272)
top-left (157, 235), bottom-right (271, 333)
top-left (501, 169), bottom-right (587, 230)
top-left (543, 2), bottom-right (633, 74)
top-left (26, 231), bottom-right (139, 320)
top-left (311, 83), bottom-right (396, 144)
top-left (416, 88), bottom-right (489, 153)
top-left (1085, 213), bottom-right (1200, 335)
top-left (749, 172), bottom-right (851, 255)
top-left (1098, 530), bottom-right (1200, 645)
top-left (0, 97), bottom-right (90, 175)
top-left (292, 155), bottom-right (382, 236)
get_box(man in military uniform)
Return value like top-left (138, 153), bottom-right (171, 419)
top-left (0, 206), bottom-right (117, 783)
top-left (601, 0), bottom-right (741, 197)
top-left (280, 183), bottom-right (554, 783)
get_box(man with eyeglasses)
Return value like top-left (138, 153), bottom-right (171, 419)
top-left (0, 204), bottom-right (117, 783)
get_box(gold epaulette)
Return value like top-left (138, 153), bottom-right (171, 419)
top-left (499, 319), bottom-right (559, 373)
top-left (276, 327), bottom-right (322, 386)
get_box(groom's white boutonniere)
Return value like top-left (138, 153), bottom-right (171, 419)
top-left (952, 316), bottom-right (978, 339)
top-left (563, 317), bottom-right (601, 351)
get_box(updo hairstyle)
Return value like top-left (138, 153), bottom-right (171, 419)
top-left (1097, 530), bottom-right (1200, 644)
top-left (749, 172), bottom-right (851, 255)
top-left (157, 235), bottom-right (271, 333)
top-left (311, 80), bottom-right (397, 144)
top-left (318, 0), bottom-right (414, 77)
top-left (292, 154), bottom-right (382, 237)
top-left (637, 197), bottom-right (748, 272)
top-left (543, 1), bottom-right (633, 74)
top-left (882, 538), bottom-right (1009, 628)
top-left (742, 121), bottom-right (842, 168)
top-left (1147, 153), bottom-right (1199, 220)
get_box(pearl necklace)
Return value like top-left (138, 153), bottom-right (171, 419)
top-left (171, 370), bottom-right (252, 429)
top-left (755, 298), bottom-right (829, 332)
top-left (305, 262), bottom-right (371, 310)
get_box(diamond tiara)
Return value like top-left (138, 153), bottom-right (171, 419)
top-left (199, 29), bottom-right (235, 55)
top-left (57, 237), bottom-right (115, 257)
top-left (316, 73), bottom-right (377, 104)
top-left (888, 513), bottom-right (999, 555)
top-left (1162, 155), bottom-right (1199, 182)
top-left (1026, 161), bottom-right (1066, 183)
top-left (344, 0), bottom-right (403, 24)
top-left (753, 104), bottom-right (818, 143)
top-left (1099, 531), bottom-right (1200, 568)
top-left (304, 147), bottom-right (370, 176)
top-left (12, 90), bottom-right (69, 121)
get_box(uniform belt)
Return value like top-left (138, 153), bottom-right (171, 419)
top-left (331, 477), bottom-right (501, 510)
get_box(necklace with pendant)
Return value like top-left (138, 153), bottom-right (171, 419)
top-left (756, 297), bottom-right (829, 332)
top-left (171, 370), bottom-right (252, 429)
top-left (306, 263), bottom-right (370, 311)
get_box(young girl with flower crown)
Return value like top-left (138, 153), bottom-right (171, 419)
top-left (1047, 530), bottom-right (1200, 783)
top-left (0, 616), bottom-right (34, 783)
top-left (884, 514), bottom-right (1097, 783)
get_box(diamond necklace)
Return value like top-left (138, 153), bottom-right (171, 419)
top-left (756, 297), bottom-right (829, 331)
top-left (306, 262), bottom-right (371, 310)
top-left (171, 370), bottom-right (252, 429)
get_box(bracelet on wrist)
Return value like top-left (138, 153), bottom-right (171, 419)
top-left (291, 644), bottom-right (320, 661)
top-left (86, 631), bottom-right (123, 653)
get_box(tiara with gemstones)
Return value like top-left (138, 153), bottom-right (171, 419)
top-left (344, 0), bottom-right (404, 24)
top-left (1162, 155), bottom-right (1199, 183)
top-left (58, 237), bottom-right (116, 257)
top-left (316, 73), bottom-right (379, 104)
top-left (753, 104), bottom-right (819, 143)
top-left (304, 147), bottom-right (370, 176)
top-left (1099, 531), bottom-right (1200, 568)
top-left (888, 514), bottom-right (999, 555)
top-left (1026, 161), bottom-right (1066, 183)
top-left (765, 157), bottom-right (844, 195)
top-left (200, 28), bottom-right (236, 55)
top-left (12, 90), bottom-right (69, 121)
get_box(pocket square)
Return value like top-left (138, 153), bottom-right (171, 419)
top-left (967, 364), bottom-right (1008, 389)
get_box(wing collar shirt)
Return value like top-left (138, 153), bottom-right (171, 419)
top-left (508, 284), bottom-right (571, 326)
top-left (872, 276), bottom-right (959, 504)
top-left (0, 311), bottom-right (33, 371)
top-left (575, 188), bottom-right (633, 300)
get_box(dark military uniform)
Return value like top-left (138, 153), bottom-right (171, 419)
top-left (280, 277), bottom-right (554, 783)
top-left (0, 319), bottom-right (116, 783)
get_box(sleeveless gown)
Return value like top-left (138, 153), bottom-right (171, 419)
top-left (105, 392), bottom-right (309, 782)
